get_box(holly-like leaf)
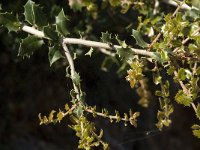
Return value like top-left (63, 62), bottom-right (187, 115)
top-left (0, 12), bottom-right (20, 32)
top-left (18, 35), bottom-right (44, 58)
top-left (24, 0), bottom-right (47, 28)
top-left (24, 0), bottom-right (34, 25)
top-left (43, 25), bottom-right (59, 41)
top-left (72, 72), bottom-right (81, 86)
top-left (33, 4), bottom-right (48, 28)
top-left (191, 124), bottom-right (200, 138)
top-left (132, 29), bottom-right (149, 48)
top-left (196, 103), bottom-right (200, 120)
top-left (85, 47), bottom-right (94, 57)
top-left (175, 90), bottom-right (193, 106)
top-left (55, 9), bottom-right (69, 36)
top-left (117, 48), bottom-right (133, 61)
top-left (57, 110), bottom-right (64, 123)
top-left (177, 68), bottom-right (186, 81)
top-left (101, 31), bottom-right (112, 43)
top-left (48, 45), bottom-right (63, 66)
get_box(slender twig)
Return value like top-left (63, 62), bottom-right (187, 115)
top-left (163, 0), bottom-right (199, 10)
top-left (21, 25), bottom-right (156, 58)
top-left (62, 42), bottom-right (80, 99)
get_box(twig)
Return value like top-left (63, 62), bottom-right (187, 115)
top-left (62, 42), bottom-right (80, 100)
top-left (21, 25), bottom-right (156, 58)
top-left (163, 0), bottom-right (199, 10)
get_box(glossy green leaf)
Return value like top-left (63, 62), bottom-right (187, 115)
top-left (116, 48), bottom-right (133, 61)
top-left (196, 103), bottom-right (200, 120)
top-left (18, 35), bottom-right (44, 58)
top-left (175, 90), bottom-right (193, 106)
top-left (24, 0), bottom-right (34, 25)
top-left (177, 68), bottom-right (186, 81)
top-left (43, 25), bottom-right (59, 41)
top-left (48, 45), bottom-right (63, 66)
top-left (0, 12), bottom-right (20, 32)
top-left (191, 125), bottom-right (200, 138)
top-left (132, 29), bottom-right (148, 48)
top-left (55, 9), bottom-right (69, 36)
top-left (33, 4), bottom-right (47, 28)
top-left (101, 31), bottom-right (112, 43)
top-left (24, 0), bottom-right (47, 28)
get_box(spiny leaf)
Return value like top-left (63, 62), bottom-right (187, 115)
top-left (18, 35), bottom-right (44, 58)
top-left (196, 103), bottom-right (200, 120)
top-left (57, 110), bottom-right (64, 123)
top-left (177, 68), bottom-right (186, 81)
top-left (0, 12), bottom-right (20, 32)
top-left (175, 90), bottom-right (193, 106)
top-left (132, 29), bottom-right (149, 48)
top-left (116, 48), bottom-right (133, 61)
top-left (48, 45), bottom-right (63, 66)
top-left (24, 0), bottom-right (34, 25)
top-left (191, 125), bottom-right (200, 138)
top-left (72, 72), bottom-right (81, 86)
top-left (55, 9), bottom-right (69, 36)
top-left (85, 47), bottom-right (94, 57)
top-left (43, 25), bottom-right (59, 41)
top-left (101, 31), bottom-right (112, 43)
top-left (24, 0), bottom-right (47, 28)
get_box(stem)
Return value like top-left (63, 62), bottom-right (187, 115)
top-left (21, 25), bottom-right (156, 58)
top-left (163, 0), bottom-right (199, 10)
top-left (62, 42), bottom-right (80, 98)
top-left (63, 38), bottom-right (155, 58)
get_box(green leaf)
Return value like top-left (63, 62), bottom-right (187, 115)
top-left (116, 48), bottom-right (133, 61)
top-left (33, 4), bottom-right (48, 28)
top-left (55, 9), bottom-right (69, 36)
top-left (153, 73), bottom-right (162, 85)
top-left (0, 12), bottom-right (20, 32)
top-left (196, 103), bottom-right (200, 120)
top-left (101, 31), bottom-right (112, 43)
top-left (85, 47), bottom-right (94, 57)
top-left (18, 35), bottom-right (44, 58)
top-left (43, 25), bottom-right (59, 41)
top-left (72, 72), bottom-right (81, 86)
top-left (175, 90), bottom-right (193, 106)
top-left (115, 35), bottom-right (127, 48)
top-left (191, 124), bottom-right (200, 138)
top-left (177, 68), bottom-right (186, 81)
top-left (24, 0), bottom-right (47, 28)
top-left (132, 29), bottom-right (149, 48)
top-left (57, 109), bottom-right (64, 123)
top-left (167, 66), bottom-right (175, 75)
top-left (24, 0), bottom-right (34, 25)
top-left (48, 45), bottom-right (63, 66)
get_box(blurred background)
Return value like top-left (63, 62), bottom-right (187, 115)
top-left (0, 0), bottom-right (200, 149)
